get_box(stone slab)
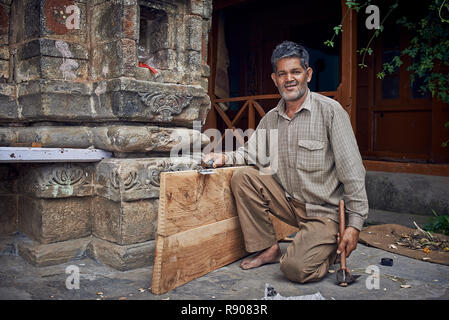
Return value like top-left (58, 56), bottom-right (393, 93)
top-left (88, 237), bottom-right (155, 271)
top-left (18, 196), bottom-right (91, 244)
top-left (19, 162), bottom-right (94, 198)
top-left (94, 157), bottom-right (201, 202)
top-left (91, 0), bottom-right (138, 43)
top-left (366, 171), bottom-right (449, 216)
top-left (91, 197), bottom-right (158, 245)
top-left (17, 38), bottom-right (88, 60)
top-left (0, 125), bottom-right (210, 153)
top-left (91, 38), bottom-right (136, 79)
top-left (0, 59), bottom-right (8, 80)
top-left (0, 3), bottom-right (9, 45)
top-left (18, 236), bottom-right (91, 267)
top-left (8, 78), bottom-right (211, 126)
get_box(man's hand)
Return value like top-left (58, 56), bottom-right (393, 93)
top-left (336, 226), bottom-right (359, 258)
top-left (202, 153), bottom-right (227, 168)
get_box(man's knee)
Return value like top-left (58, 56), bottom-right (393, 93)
top-left (280, 256), bottom-right (326, 284)
top-left (230, 167), bottom-right (256, 190)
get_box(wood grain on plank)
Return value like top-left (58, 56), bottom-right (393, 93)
top-left (157, 167), bottom-right (237, 237)
top-left (152, 166), bottom-right (299, 295)
top-left (152, 217), bottom-right (248, 294)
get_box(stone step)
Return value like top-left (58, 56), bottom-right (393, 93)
top-left (365, 171), bottom-right (449, 217)
top-left (365, 209), bottom-right (431, 229)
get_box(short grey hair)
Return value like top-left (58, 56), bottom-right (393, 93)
top-left (271, 41), bottom-right (310, 73)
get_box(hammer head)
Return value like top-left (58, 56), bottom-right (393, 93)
top-left (336, 269), bottom-right (360, 286)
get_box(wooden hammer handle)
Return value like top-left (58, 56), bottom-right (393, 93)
top-left (339, 199), bottom-right (347, 270)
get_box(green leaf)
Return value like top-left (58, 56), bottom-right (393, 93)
top-left (333, 25), bottom-right (343, 35)
top-left (323, 40), bottom-right (334, 48)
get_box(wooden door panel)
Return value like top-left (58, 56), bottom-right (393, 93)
top-left (373, 111), bottom-right (432, 155)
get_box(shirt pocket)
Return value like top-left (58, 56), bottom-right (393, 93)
top-left (296, 139), bottom-right (326, 172)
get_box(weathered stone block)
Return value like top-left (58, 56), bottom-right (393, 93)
top-left (0, 3), bottom-right (9, 45)
top-left (19, 163), bottom-right (94, 199)
top-left (18, 196), bottom-right (91, 244)
top-left (88, 237), bottom-right (155, 271)
top-left (0, 195), bottom-right (17, 235)
top-left (189, 0), bottom-right (212, 18)
top-left (18, 38), bottom-right (88, 60)
top-left (41, 56), bottom-right (88, 80)
top-left (18, 236), bottom-right (91, 266)
top-left (0, 59), bottom-right (10, 80)
top-left (186, 50), bottom-right (202, 71)
top-left (90, 126), bottom-right (209, 153)
top-left (41, 0), bottom-right (88, 42)
top-left (92, 0), bottom-right (138, 43)
top-left (16, 56), bottom-right (41, 82)
top-left (17, 56), bottom-right (88, 82)
top-left (92, 38), bottom-right (136, 80)
top-left (105, 78), bottom-right (211, 126)
top-left (189, 0), bottom-right (204, 16)
top-left (94, 157), bottom-right (200, 202)
top-left (92, 197), bottom-right (158, 245)
top-left (0, 125), bottom-right (210, 152)
top-left (17, 80), bottom-right (105, 121)
top-left (185, 16), bottom-right (202, 52)
top-left (0, 45), bottom-right (8, 59)
top-left (14, 78), bottom-right (211, 125)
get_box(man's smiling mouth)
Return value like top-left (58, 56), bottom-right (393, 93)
top-left (284, 82), bottom-right (298, 89)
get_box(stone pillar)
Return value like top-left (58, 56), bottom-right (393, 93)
top-left (0, 0), bottom-right (213, 270)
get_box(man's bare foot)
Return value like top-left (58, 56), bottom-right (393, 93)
top-left (240, 244), bottom-right (282, 270)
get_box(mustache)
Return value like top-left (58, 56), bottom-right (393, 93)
top-left (283, 81), bottom-right (299, 88)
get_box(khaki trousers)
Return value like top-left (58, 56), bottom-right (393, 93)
top-left (230, 166), bottom-right (339, 283)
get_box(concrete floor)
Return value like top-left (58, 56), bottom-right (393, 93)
top-left (1, 241), bottom-right (448, 301)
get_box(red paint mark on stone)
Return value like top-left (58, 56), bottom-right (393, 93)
top-left (44, 0), bottom-right (75, 35)
top-left (0, 5), bottom-right (8, 35)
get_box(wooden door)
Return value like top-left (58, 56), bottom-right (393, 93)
top-left (356, 18), bottom-right (449, 163)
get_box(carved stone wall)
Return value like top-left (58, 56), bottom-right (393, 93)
top-left (0, 0), bottom-right (213, 270)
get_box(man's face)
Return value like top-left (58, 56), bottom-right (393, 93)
top-left (271, 57), bottom-right (313, 102)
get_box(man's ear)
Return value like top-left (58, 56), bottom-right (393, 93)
top-left (306, 67), bottom-right (313, 83)
top-left (271, 73), bottom-right (278, 87)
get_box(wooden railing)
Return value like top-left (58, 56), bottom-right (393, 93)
top-left (204, 91), bottom-right (339, 149)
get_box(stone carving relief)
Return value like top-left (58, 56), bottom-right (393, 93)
top-left (138, 92), bottom-right (193, 122)
top-left (107, 160), bottom-right (200, 194)
top-left (110, 169), bottom-right (139, 191)
top-left (41, 163), bottom-right (88, 189)
top-left (146, 160), bottom-right (200, 187)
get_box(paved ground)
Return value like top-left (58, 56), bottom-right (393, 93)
top-left (1, 240), bottom-right (448, 301)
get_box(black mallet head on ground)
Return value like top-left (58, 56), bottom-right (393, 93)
top-left (336, 268), bottom-right (361, 287)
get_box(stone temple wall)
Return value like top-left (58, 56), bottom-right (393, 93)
top-left (0, 0), bottom-right (212, 270)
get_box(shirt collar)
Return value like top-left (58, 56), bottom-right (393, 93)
top-left (275, 89), bottom-right (312, 119)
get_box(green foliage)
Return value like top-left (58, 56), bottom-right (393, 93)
top-left (423, 210), bottom-right (449, 236)
top-left (324, 0), bottom-right (449, 145)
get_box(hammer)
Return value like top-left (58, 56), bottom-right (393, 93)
top-left (336, 200), bottom-right (360, 287)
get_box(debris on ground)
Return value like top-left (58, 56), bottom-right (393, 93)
top-left (262, 283), bottom-right (326, 300)
top-left (391, 222), bottom-right (449, 253)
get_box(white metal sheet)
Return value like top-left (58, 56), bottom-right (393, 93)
top-left (0, 147), bottom-right (113, 163)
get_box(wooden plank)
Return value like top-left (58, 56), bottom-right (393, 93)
top-left (151, 217), bottom-right (247, 295)
top-left (152, 166), bottom-right (299, 294)
top-left (157, 167), bottom-right (238, 237)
